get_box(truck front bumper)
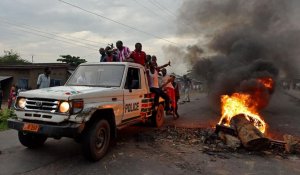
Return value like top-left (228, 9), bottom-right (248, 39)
top-left (8, 119), bottom-right (84, 138)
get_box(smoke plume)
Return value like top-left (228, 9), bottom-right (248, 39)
top-left (167, 0), bottom-right (300, 109)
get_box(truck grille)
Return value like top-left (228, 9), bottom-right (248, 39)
top-left (25, 98), bottom-right (59, 113)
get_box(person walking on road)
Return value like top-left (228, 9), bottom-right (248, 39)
top-left (183, 75), bottom-right (191, 102)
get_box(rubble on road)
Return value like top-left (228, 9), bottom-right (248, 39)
top-left (142, 125), bottom-right (300, 159)
top-left (283, 134), bottom-right (300, 154)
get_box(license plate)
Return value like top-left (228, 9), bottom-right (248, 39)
top-left (23, 123), bottom-right (40, 132)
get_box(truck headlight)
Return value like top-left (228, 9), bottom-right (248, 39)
top-left (59, 101), bottom-right (70, 113)
top-left (17, 98), bottom-right (26, 109)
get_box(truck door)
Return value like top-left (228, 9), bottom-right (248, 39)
top-left (122, 67), bottom-right (144, 122)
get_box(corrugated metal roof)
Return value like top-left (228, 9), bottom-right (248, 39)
top-left (0, 63), bottom-right (70, 69)
top-left (0, 76), bottom-right (12, 82)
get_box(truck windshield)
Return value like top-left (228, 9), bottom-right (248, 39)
top-left (66, 64), bottom-right (125, 87)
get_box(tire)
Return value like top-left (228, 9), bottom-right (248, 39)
top-left (18, 131), bottom-right (47, 149)
top-left (151, 104), bottom-right (165, 128)
top-left (82, 119), bottom-right (111, 161)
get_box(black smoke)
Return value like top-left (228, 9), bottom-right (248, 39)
top-left (169, 0), bottom-right (300, 109)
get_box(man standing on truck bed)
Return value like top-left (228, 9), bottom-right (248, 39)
top-left (102, 46), bottom-right (118, 62)
top-left (130, 43), bottom-right (146, 66)
top-left (116, 40), bottom-right (131, 62)
top-left (99, 47), bottom-right (106, 62)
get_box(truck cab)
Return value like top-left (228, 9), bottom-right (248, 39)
top-left (8, 62), bottom-right (165, 161)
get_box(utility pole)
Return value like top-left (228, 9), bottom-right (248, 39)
top-left (32, 55), bottom-right (34, 63)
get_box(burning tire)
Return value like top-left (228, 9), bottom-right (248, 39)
top-left (18, 131), bottom-right (47, 149)
top-left (82, 119), bottom-right (111, 161)
top-left (151, 104), bottom-right (165, 128)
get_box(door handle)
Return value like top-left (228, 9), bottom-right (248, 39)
top-left (112, 98), bottom-right (117, 101)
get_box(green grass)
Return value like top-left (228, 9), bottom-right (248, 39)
top-left (0, 109), bottom-right (15, 131)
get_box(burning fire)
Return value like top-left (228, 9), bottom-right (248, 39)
top-left (218, 93), bottom-right (266, 133)
top-left (218, 78), bottom-right (274, 134)
top-left (257, 77), bottom-right (274, 90)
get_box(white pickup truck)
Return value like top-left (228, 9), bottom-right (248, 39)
top-left (8, 62), bottom-right (165, 161)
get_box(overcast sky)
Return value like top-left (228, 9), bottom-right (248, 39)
top-left (0, 0), bottom-right (197, 74)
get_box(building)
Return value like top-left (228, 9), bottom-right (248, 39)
top-left (0, 63), bottom-right (72, 101)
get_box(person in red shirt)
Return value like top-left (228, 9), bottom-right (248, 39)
top-left (130, 43), bottom-right (146, 66)
top-left (8, 85), bottom-right (16, 109)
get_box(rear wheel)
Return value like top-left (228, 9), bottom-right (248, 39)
top-left (82, 119), bottom-right (111, 161)
top-left (18, 131), bottom-right (47, 149)
top-left (151, 104), bottom-right (165, 128)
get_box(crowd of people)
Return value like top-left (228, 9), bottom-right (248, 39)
top-left (99, 41), bottom-right (147, 66)
top-left (98, 40), bottom-right (183, 119)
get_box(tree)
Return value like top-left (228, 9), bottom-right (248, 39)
top-left (0, 50), bottom-right (31, 64)
top-left (57, 55), bottom-right (87, 66)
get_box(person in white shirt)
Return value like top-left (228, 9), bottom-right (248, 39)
top-left (116, 40), bottom-right (131, 62)
top-left (37, 67), bottom-right (51, 89)
top-left (183, 75), bottom-right (191, 102)
top-left (147, 61), bottom-right (171, 112)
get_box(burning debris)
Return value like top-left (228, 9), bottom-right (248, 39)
top-left (214, 76), bottom-right (300, 154)
top-left (216, 121), bottom-right (300, 155)
top-left (214, 76), bottom-right (271, 150)
top-left (218, 92), bottom-right (267, 134)
top-left (151, 72), bottom-right (299, 156)
top-left (217, 115), bottom-right (270, 151)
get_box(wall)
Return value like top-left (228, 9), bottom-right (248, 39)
top-left (0, 64), bottom-right (71, 103)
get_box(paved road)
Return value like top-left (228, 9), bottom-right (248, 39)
top-left (0, 91), bottom-right (300, 175)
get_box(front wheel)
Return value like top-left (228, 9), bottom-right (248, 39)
top-left (18, 131), bottom-right (47, 149)
top-left (151, 104), bottom-right (165, 128)
top-left (82, 119), bottom-right (111, 161)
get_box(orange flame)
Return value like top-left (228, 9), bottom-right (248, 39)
top-left (257, 77), bottom-right (274, 90)
top-left (218, 93), bottom-right (266, 133)
top-left (218, 78), bottom-right (274, 134)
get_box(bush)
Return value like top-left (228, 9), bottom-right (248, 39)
top-left (0, 109), bottom-right (15, 131)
